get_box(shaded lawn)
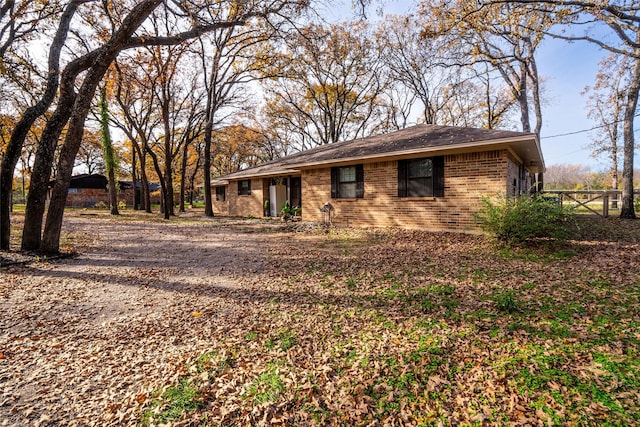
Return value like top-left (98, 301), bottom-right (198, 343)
top-left (141, 218), bottom-right (640, 426)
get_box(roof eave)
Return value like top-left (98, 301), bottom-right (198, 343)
top-left (291, 134), bottom-right (542, 170)
top-left (217, 168), bottom-right (301, 182)
top-left (214, 132), bottom-right (545, 180)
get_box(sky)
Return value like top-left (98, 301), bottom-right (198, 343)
top-left (320, 0), bottom-right (638, 171)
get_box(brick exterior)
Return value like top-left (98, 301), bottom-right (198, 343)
top-left (64, 188), bottom-right (129, 208)
top-left (302, 149), bottom-right (512, 232)
top-left (214, 149), bottom-right (536, 232)
top-left (212, 186), bottom-right (230, 216)
top-left (62, 187), bottom-right (164, 208)
top-left (506, 152), bottom-right (534, 197)
top-left (226, 179), bottom-right (263, 218)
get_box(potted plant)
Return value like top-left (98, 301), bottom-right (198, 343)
top-left (280, 201), bottom-right (302, 221)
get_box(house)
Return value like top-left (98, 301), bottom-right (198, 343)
top-left (50, 174), bottom-right (160, 208)
top-left (210, 124), bottom-right (545, 232)
top-left (118, 180), bottom-right (162, 207)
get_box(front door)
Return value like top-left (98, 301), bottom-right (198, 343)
top-left (290, 176), bottom-right (301, 208)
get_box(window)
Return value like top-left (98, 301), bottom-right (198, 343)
top-left (68, 188), bottom-right (81, 194)
top-left (331, 164), bottom-right (364, 199)
top-left (398, 156), bottom-right (444, 197)
top-left (215, 186), bottom-right (226, 202)
top-left (238, 179), bottom-right (251, 196)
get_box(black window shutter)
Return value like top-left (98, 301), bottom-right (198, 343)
top-left (247, 179), bottom-right (251, 195)
top-left (433, 156), bottom-right (444, 197)
top-left (397, 160), bottom-right (407, 197)
top-left (237, 181), bottom-right (241, 195)
top-left (330, 167), bottom-right (338, 198)
top-left (355, 164), bottom-right (364, 198)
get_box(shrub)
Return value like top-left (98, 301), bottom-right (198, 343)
top-left (493, 289), bottom-right (519, 313)
top-left (280, 201), bottom-right (301, 221)
top-left (474, 195), bottom-right (575, 245)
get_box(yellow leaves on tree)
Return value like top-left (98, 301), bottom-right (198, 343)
top-left (211, 124), bottom-right (266, 176)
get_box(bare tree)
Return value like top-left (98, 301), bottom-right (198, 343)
top-left (75, 130), bottom-right (104, 175)
top-left (420, 0), bottom-right (547, 136)
top-left (198, 16), bottom-right (277, 217)
top-left (0, 0), bottom-right (82, 250)
top-left (377, 15), bottom-right (461, 125)
top-left (262, 21), bottom-right (388, 150)
top-left (18, 0), bottom-right (306, 253)
top-left (112, 58), bottom-right (160, 214)
top-left (583, 54), bottom-right (631, 193)
top-left (544, 164), bottom-right (592, 190)
top-left (481, 0), bottom-right (640, 217)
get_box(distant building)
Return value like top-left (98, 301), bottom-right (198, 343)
top-left (48, 174), bottom-right (160, 208)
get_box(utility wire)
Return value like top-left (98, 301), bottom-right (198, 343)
top-left (542, 112), bottom-right (640, 139)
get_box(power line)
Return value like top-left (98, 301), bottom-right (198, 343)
top-left (541, 112), bottom-right (640, 139)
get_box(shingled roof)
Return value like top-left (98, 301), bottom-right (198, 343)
top-left (218, 124), bottom-right (544, 181)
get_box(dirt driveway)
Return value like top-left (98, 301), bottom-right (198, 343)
top-left (1, 214), bottom-right (288, 425)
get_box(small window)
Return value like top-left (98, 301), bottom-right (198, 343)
top-left (238, 179), bottom-right (251, 196)
top-left (331, 164), bottom-right (364, 199)
top-left (68, 188), bottom-right (82, 194)
top-left (215, 186), bottom-right (226, 201)
top-left (398, 156), bottom-right (444, 197)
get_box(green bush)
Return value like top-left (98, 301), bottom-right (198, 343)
top-left (474, 195), bottom-right (575, 245)
top-left (493, 289), bottom-right (519, 313)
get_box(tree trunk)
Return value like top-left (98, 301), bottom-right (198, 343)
top-left (133, 137), bottom-right (152, 213)
top-left (21, 89), bottom-right (78, 251)
top-left (132, 140), bottom-right (138, 210)
top-left (189, 150), bottom-right (202, 208)
top-left (527, 47), bottom-right (542, 137)
top-left (99, 86), bottom-right (119, 216)
top-left (160, 92), bottom-right (174, 218)
top-left (41, 0), bottom-right (163, 253)
top-left (612, 152), bottom-right (619, 209)
top-left (619, 52), bottom-right (640, 219)
top-left (107, 169), bottom-right (119, 215)
top-left (517, 64), bottom-right (531, 133)
top-left (179, 139), bottom-right (188, 213)
top-left (164, 163), bottom-right (173, 218)
top-left (203, 118), bottom-right (214, 217)
top-left (146, 144), bottom-right (169, 219)
top-left (139, 143), bottom-right (151, 213)
top-left (0, 0), bottom-right (79, 250)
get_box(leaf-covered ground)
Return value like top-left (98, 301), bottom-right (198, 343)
top-left (1, 211), bottom-right (639, 426)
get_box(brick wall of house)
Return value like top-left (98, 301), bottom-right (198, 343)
top-left (212, 186), bottom-right (229, 216)
top-left (302, 149), bottom-right (511, 232)
top-left (227, 179), bottom-right (263, 217)
top-left (64, 188), bottom-right (129, 208)
top-left (212, 198), bottom-right (229, 216)
top-left (506, 155), bottom-right (520, 197)
top-left (62, 187), bottom-right (163, 209)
